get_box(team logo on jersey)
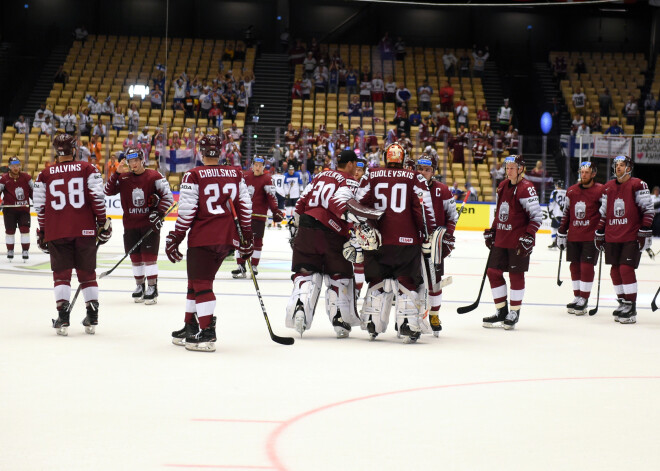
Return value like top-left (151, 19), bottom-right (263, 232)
top-left (614, 198), bottom-right (625, 218)
top-left (15, 187), bottom-right (25, 201)
top-left (132, 188), bottom-right (145, 207)
top-left (247, 185), bottom-right (255, 198)
top-left (575, 201), bottom-right (586, 220)
top-left (499, 201), bottom-right (510, 222)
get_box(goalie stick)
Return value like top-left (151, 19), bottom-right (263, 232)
top-left (228, 198), bottom-right (294, 346)
top-left (99, 203), bottom-right (178, 279)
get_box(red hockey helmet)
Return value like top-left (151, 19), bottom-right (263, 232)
top-left (53, 133), bottom-right (76, 157)
top-left (385, 143), bottom-right (406, 168)
top-left (504, 154), bottom-right (525, 169)
top-left (199, 134), bottom-right (221, 158)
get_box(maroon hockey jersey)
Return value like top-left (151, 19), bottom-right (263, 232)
top-left (0, 172), bottom-right (33, 210)
top-left (428, 180), bottom-right (458, 234)
top-left (295, 169), bottom-right (358, 237)
top-left (357, 168), bottom-right (436, 245)
top-left (33, 161), bottom-right (106, 241)
top-left (244, 170), bottom-right (279, 220)
top-left (104, 169), bottom-right (173, 229)
top-left (492, 178), bottom-right (542, 249)
top-left (597, 177), bottom-right (654, 243)
top-left (175, 165), bottom-right (252, 248)
top-left (559, 182), bottom-right (603, 242)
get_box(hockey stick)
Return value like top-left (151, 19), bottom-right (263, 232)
top-left (99, 203), bottom-right (178, 279)
top-left (588, 251), bottom-right (603, 316)
top-left (228, 198), bottom-right (294, 346)
top-left (652, 286), bottom-right (660, 312)
top-left (418, 195), bottom-right (436, 287)
top-left (646, 248), bottom-right (655, 260)
top-left (556, 247), bottom-right (564, 286)
top-left (0, 204), bottom-right (33, 209)
top-left (457, 250), bottom-right (491, 314)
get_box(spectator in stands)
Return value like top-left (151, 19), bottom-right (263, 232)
top-left (598, 88), bottom-right (613, 118)
top-left (289, 39), bottom-right (306, 65)
top-left (395, 83), bottom-right (411, 110)
top-left (301, 76), bottom-right (312, 100)
top-left (362, 101), bottom-right (374, 118)
top-left (40, 116), bottom-right (54, 137)
top-left (89, 136), bottom-right (102, 161)
top-left (491, 162), bottom-right (505, 186)
top-left (78, 140), bottom-right (91, 162)
top-left (555, 56), bottom-right (568, 80)
top-left (234, 43), bottom-right (246, 61)
top-left (624, 95), bottom-right (639, 127)
top-left (528, 160), bottom-right (547, 196)
top-left (183, 91), bottom-right (196, 118)
top-left (169, 131), bottom-right (183, 150)
top-left (466, 181), bottom-right (479, 201)
top-left (14, 116), bottom-right (28, 134)
top-left (604, 119), bottom-right (624, 135)
top-left (208, 103), bottom-right (221, 128)
top-left (138, 127), bottom-right (151, 157)
top-left (33, 111), bottom-right (45, 129)
top-left (417, 79), bottom-right (433, 112)
top-left (123, 132), bottom-right (137, 151)
top-left (472, 45), bottom-right (489, 78)
top-left (443, 51), bottom-right (458, 78)
top-left (89, 156), bottom-right (102, 174)
top-left (408, 108), bottom-right (422, 127)
top-left (173, 76), bottom-right (187, 105)
top-left (35, 103), bottom-right (53, 123)
top-left (112, 105), bottom-right (126, 133)
top-left (229, 122), bottom-right (243, 142)
top-left (314, 60), bottom-right (329, 92)
top-left (549, 97), bottom-right (563, 131)
top-left (440, 82), bottom-right (455, 112)
top-left (57, 107), bottom-right (78, 135)
top-left (54, 66), bottom-right (68, 84)
top-left (572, 114), bottom-right (584, 129)
top-left (303, 52), bottom-right (317, 78)
top-left (574, 57), bottom-right (587, 78)
top-left (346, 66), bottom-right (358, 96)
top-left (236, 85), bottom-right (249, 113)
top-left (359, 74), bottom-right (372, 104)
top-left (93, 119), bottom-right (107, 143)
top-left (73, 25), bottom-right (88, 42)
top-left (451, 181), bottom-right (464, 201)
top-left (379, 32), bottom-right (394, 60)
top-left (107, 153), bottom-right (119, 177)
top-left (188, 77), bottom-right (201, 100)
top-left (477, 103), bottom-right (490, 128)
top-left (390, 109), bottom-right (410, 138)
top-left (644, 93), bottom-right (656, 111)
top-left (576, 122), bottom-right (591, 136)
top-left (101, 97), bottom-right (114, 118)
top-left (150, 85), bottom-right (163, 110)
top-left (455, 97), bottom-right (469, 131)
top-left (472, 137), bottom-right (488, 166)
top-left (339, 95), bottom-right (362, 125)
top-left (588, 112), bottom-right (602, 133)
top-left (198, 87), bottom-right (212, 122)
top-left (384, 75), bottom-right (397, 103)
top-left (328, 64), bottom-right (339, 94)
top-left (291, 78), bottom-right (302, 99)
top-left (572, 87), bottom-right (586, 117)
top-left (497, 98), bottom-right (513, 131)
top-left (360, 65), bottom-right (372, 83)
top-left (127, 104), bottom-right (139, 132)
top-left (459, 52), bottom-right (471, 78)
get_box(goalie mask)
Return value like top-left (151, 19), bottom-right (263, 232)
top-left (385, 143), bottom-right (406, 168)
top-left (353, 222), bottom-right (382, 251)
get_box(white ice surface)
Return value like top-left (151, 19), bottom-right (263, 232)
top-left (1, 217), bottom-right (659, 471)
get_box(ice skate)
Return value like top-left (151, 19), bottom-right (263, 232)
top-left (172, 319), bottom-right (200, 346)
top-left (566, 296), bottom-right (580, 314)
top-left (22, 250), bottom-right (28, 261)
top-left (231, 263), bottom-right (247, 279)
top-left (548, 240), bottom-right (557, 249)
top-left (503, 309), bottom-right (520, 330)
top-left (7, 249), bottom-right (13, 261)
top-left (251, 266), bottom-right (258, 276)
top-left (612, 298), bottom-right (625, 322)
top-left (132, 283), bottom-right (145, 303)
top-left (332, 313), bottom-right (351, 339)
top-left (82, 301), bottom-right (99, 334)
top-left (144, 284), bottom-right (158, 305)
top-left (617, 301), bottom-right (636, 324)
top-left (294, 304), bottom-right (306, 337)
top-left (52, 302), bottom-right (70, 336)
top-left (185, 317), bottom-right (216, 352)
top-left (483, 303), bottom-right (508, 328)
top-left (573, 297), bottom-right (587, 316)
top-left (367, 319), bottom-right (378, 341)
top-left (430, 314), bottom-right (442, 337)
top-left (399, 320), bottom-right (421, 344)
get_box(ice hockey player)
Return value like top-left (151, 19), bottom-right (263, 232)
top-left (352, 158), bottom-right (368, 294)
top-left (33, 133), bottom-right (112, 335)
top-left (283, 164), bottom-right (303, 223)
top-left (0, 156), bottom-right (33, 261)
top-left (416, 154), bottom-right (458, 336)
top-left (557, 161), bottom-right (602, 315)
top-left (232, 156), bottom-right (285, 278)
top-left (287, 149), bottom-right (382, 339)
top-left (547, 180), bottom-right (566, 249)
top-left (482, 154), bottom-right (542, 330)
top-left (356, 143), bottom-right (437, 343)
top-left (594, 155), bottom-right (654, 324)
top-left (104, 147), bottom-right (173, 303)
top-left (166, 134), bottom-right (253, 352)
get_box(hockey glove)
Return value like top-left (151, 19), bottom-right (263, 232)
top-left (594, 231), bottom-right (605, 252)
top-left (272, 211), bottom-right (284, 223)
top-left (238, 238), bottom-right (254, 259)
top-left (483, 228), bottom-right (495, 250)
top-left (342, 240), bottom-right (364, 263)
top-left (96, 219), bottom-right (112, 245)
top-left (36, 228), bottom-right (49, 254)
top-left (638, 227), bottom-right (652, 252)
top-left (442, 232), bottom-right (456, 259)
top-left (421, 239), bottom-right (432, 256)
top-left (516, 232), bottom-right (535, 257)
top-left (556, 231), bottom-right (568, 251)
top-left (165, 231), bottom-right (185, 263)
top-left (149, 211), bottom-right (164, 231)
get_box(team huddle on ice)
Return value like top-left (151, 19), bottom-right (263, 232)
top-left (2, 132), bottom-right (654, 352)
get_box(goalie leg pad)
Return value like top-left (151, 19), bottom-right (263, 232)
top-left (324, 275), bottom-right (360, 327)
top-left (286, 272), bottom-right (322, 330)
top-left (360, 279), bottom-right (395, 333)
top-left (395, 282), bottom-right (432, 335)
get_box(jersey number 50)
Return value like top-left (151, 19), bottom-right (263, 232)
top-left (374, 182), bottom-right (406, 213)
